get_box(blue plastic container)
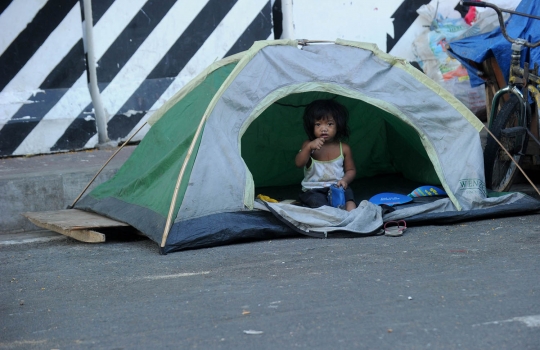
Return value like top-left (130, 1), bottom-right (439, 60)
top-left (328, 185), bottom-right (346, 209)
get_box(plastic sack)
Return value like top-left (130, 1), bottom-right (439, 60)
top-left (413, 5), bottom-right (470, 83)
top-left (413, 3), bottom-right (490, 115)
top-left (460, 0), bottom-right (520, 39)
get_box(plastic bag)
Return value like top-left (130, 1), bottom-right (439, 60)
top-left (328, 185), bottom-right (345, 209)
top-left (460, 0), bottom-right (520, 39)
top-left (413, 3), bottom-right (489, 115)
top-left (414, 5), bottom-right (470, 83)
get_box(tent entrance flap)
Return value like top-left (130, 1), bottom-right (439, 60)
top-left (241, 92), bottom-right (441, 194)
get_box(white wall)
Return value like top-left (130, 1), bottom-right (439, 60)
top-left (282, 0), bottom-right (462, 60)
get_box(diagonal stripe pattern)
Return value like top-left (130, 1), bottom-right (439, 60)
top-left (0, 0), bottom-right (273, 156)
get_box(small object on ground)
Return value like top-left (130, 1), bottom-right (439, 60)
top-left (408, 296), bottom-right (413, 300)
top-left (384, 220), bottom-right (407, 237)
top-left (256, 194), bottom-right (278, 203)
top-left (408, 185), bottom-right (447, 197)
top-left (243, 330), bottom-right (264, 335)
top-left (374, 228), bottom-right (385, 236)
top-left (369, 193), bottom-right (412, 206)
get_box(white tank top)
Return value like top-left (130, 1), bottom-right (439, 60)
top-left (301, 143), bottom-right (344, 191)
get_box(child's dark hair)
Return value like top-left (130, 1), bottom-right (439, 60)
top-left (303, 99), bottom-right (350, 141)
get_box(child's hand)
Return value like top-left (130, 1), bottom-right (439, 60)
top-left (309, 137), bottom-right (325, 151)
top-left (337, 179), bottom-right (348, 189)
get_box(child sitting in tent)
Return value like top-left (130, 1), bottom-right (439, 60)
top-left (295, 99), bottom-right (357, 211)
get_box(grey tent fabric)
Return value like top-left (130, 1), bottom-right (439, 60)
top-left (265, 200), bottom-right (383, 236)
top-left (260, 192), bottom-right (531, 238)
top-left (383, 192), bottom-right (529, 222)
top-left (177, 41), bottom-right (487, 224)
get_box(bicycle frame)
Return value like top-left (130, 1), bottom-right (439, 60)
top-left (459, 1), bottom-right (540, 193)
top-left (461, 1), bottom-right (540, 47)
top-left (462, 1), bottom-right (540, 138)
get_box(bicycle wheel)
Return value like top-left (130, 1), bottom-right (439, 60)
top-left (484, 96), bottom-right (529, 192)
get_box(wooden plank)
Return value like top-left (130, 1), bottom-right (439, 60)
top-left (23, 209), bottom-right (129, 243)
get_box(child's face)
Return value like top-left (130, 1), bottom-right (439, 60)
top-left (313, 115), bottom-right (337, 142)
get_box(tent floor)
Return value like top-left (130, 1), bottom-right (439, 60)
top-left (255, 174), bottom-right (426, 204)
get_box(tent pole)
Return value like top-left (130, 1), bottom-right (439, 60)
top-left (482, 125), bottom-right (540, 196)
top-left (160, 116), bottom-right (210, 248)
top-left (67, 122), bottom-right (148, 209)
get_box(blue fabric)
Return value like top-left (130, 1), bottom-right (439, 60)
top-left (369, 192), bottom-right (413, 206)
top-left (448, 0), bottom-right (540, 87)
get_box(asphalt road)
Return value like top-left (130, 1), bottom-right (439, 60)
top-left (1, 213), bottom-right (540, 349)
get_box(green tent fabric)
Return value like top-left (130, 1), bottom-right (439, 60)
top-left (76, 39), bottom-right (538, 253)
top-left (88, 60), bottom-right (238, 220)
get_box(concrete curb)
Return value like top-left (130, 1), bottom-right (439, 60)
top-left (0, 146), bottom-right (135, 235)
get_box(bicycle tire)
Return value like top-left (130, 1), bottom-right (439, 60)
top-left (484, 96), bottom-right (529, 192)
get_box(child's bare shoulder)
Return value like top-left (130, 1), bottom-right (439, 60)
top-left (341, 142), bottom-right (353, 154)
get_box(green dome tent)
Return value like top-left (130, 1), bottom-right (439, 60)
top-left (76, 39), bottom-right (539, 253)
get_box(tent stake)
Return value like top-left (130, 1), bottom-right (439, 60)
top-left (67, 122), bottom-right (147, 209)
top-left (482, 125), bottom-right (540, 196)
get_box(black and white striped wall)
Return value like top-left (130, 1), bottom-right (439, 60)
top-left (0, 0), bottom-right (273, 157)
top-left (0, 0), bottom-right (465, 157)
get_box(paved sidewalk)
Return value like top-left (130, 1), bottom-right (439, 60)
top-left (0, 230), bottom-right (66, 245)
top-left (2, 214), bottom-right (540, 348)
top-left (0, 146), bottom-right (136, 236)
